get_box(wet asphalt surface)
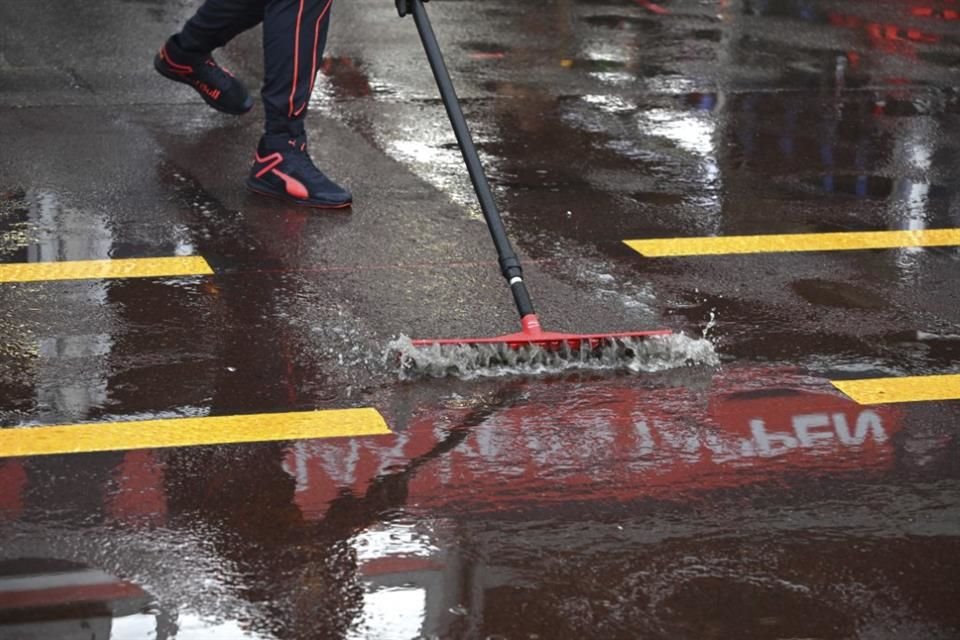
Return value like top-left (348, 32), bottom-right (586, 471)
top-left (2, 0), bottom-right (960, 638)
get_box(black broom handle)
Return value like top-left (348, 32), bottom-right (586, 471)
top-left (408, 0), bottom-right (536, 319)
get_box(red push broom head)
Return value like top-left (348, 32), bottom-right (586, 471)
top-left (413, 314), bottom-right (671, 350)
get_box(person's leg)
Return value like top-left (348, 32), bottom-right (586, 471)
top-left (246, 0), bottom-right (351, 208)
top-left (154, 0), bottom-right (265, 115)
top-left (176, 0), bottom-right (268, 55)
top-left (260, 0), bottom-right (333, 136)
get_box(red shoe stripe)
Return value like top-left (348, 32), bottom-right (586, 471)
top-left (254, 151), bottom-right (284, 178)
top-left (161, 45), bottom-right (193, 74)
top-left (271, 169), bottom-right (310, 200)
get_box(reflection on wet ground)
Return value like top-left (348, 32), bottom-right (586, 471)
top-left (2, 0), bottom-right (960, 637)
top-left (2, 368), bottom-right (958, 638)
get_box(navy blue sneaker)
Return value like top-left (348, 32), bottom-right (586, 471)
top-left (246, 135), bottom-right (352, 209)
top-left (154, 38), bottom-right (253, 115)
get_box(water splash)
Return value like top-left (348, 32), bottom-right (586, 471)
top-left (702, 308), bottom-right (718, 340)
top-left (385, 333), bottom-right (719, 380)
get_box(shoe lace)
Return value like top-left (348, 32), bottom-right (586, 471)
top-left (284, 142), bottom-right (325, 179)
top-left (203, 58), bottom-right (235, 84)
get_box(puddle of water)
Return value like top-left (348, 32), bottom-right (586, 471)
top-left (0, 551), bottom-right (282, 639)
top-left (791, 278), bottom-right (888, 310)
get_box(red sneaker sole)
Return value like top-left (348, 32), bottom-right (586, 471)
top-left (246, 184), bottom-right (353, 210)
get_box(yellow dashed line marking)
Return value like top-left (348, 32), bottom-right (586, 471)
top-left (624, 229), bottom-right (960, 257)
top-left (832, 374), bottom-right (960, 405)
top-left (0, 257), bottom-right (214, 283)
top-left (0, 408), bottom-right (391, 458)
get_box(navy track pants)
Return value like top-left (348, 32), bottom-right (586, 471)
top-left (176, 0), bottom-right (334, 136)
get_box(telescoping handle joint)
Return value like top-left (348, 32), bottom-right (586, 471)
top-left (395, 0), bottom-right (427, 18)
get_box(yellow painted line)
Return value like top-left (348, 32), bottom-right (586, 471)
top-left (624, 229), bottom-right (960, 257)
top-left (832, 374), bottom-right (960, 405)
top-left (0, 408), bottom-right (390, 458)
top-left (0, 256), bottom-right (214, 283)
